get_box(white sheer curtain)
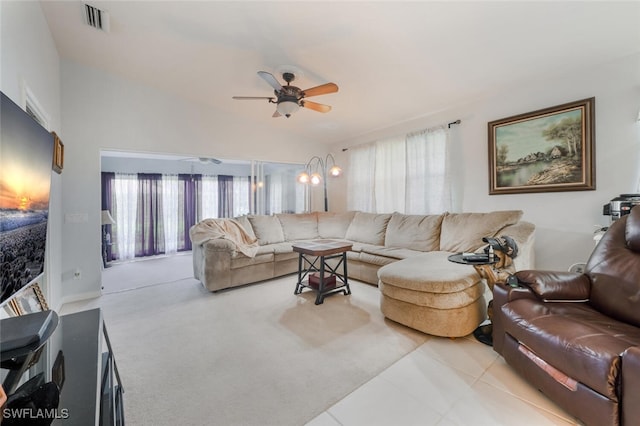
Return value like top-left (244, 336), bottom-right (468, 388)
top-left (374, 135), bottom-right (406, 213)
top-left (347, 144), bottom-right (377, 212)
top-left (296, 183), bottom-right (306, 213)
top-left (233, 176), bottom-right (250, 216)
top-left (268, 173), bottom-right (283, 214)
top-left (162, 174), bottom-right (179, 255)
top-left (347, 125), bottom-right (451, 214)
top-left (114, 173), bottom-right (138, 260)
top-left (406, 127), bottom-right (451, 214)
top-left (201, 175), bottom-right (219, 219)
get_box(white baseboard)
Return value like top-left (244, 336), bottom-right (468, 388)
top-left (60, 290), bottom-right (102, 307)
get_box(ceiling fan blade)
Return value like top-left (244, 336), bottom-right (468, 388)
top-left (272, 110), bottom-right (282, 118)
top-left (301, 100), bottom-right (332, 113)
top-left (232, 96), bottom-right (274, 101)
top-left (258, 71), bottom-right (283, 92)
top-left (301, 83), bottom-right (339, 98)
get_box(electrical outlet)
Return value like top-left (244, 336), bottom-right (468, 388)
top-left (73, 268), bottom-right (81, 280)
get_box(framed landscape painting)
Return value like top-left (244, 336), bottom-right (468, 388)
top-left (488, 98), bottom-right (595, 195)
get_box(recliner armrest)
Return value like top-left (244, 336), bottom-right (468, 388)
top-left (515, 270), bottom-right (590, 301)
top-left (492, 281), bottom-right (539, 354)
top-left (622, 346), bottom-right (640, 425)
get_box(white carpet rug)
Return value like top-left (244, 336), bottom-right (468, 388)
top-left (102, 253), bottom-right (193, 293)
top-left (67, 268), bottom-right (429, 425)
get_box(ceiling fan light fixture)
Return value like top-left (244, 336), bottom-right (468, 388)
top-left (276, 100), bottom-right (299, 118)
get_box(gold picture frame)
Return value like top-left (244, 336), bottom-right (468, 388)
top-left (0, 282), bottom-right (49, 317)
top-left (52, 131), bottom-right (64, 174)
top-left (488, 97), bottom-right (595, 195)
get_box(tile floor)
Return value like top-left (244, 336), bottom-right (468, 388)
top-left (306, 334), bottom-right (581, 426)
top-left (96, 255), bottom-right (582, 425)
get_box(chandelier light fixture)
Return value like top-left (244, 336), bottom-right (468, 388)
top-left (296, 154), bottom-right (342, 211)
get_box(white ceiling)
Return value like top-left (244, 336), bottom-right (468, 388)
top-left (40, 1), bottom-right (640, 145)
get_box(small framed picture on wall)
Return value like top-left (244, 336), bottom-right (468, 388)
top-left (52, 131), bottom-right (64, 174)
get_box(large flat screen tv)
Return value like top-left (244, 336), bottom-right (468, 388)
top-left (0, 91), bottom-right (54, 304)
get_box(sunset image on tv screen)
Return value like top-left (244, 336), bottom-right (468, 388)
top-left (0, 92), bottom-right (54, 303)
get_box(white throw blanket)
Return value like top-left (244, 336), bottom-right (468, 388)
top-left (190, 218), bottom-right (259, 258)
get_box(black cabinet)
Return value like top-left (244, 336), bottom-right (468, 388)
top-left (1, 308), bottom-right (124, 425)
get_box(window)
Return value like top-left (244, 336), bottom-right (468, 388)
top-left (347, 126), bottom-right (451, 214)
top-left (102, 162), bottom-right (307, 260)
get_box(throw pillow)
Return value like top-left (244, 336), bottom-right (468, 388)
top-left (345, 212), bottom-right (392, 245)
top-left (439, 210), bottom-right (523, 253)
top-left (276, 213), bottom-right (319, 240)
top-left (384, 212), bottom-right (444, 251)
top-left (248, 215), bottom-right (285, 245)
top-left (233, 215), bottom-right (257, 240)
top-left (317, 211), bottom-right (356, 239)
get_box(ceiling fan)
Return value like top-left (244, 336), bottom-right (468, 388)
top-left (232, 71), bottom-right (338, 118)
top-left (179, 156), bottom-right (222, 165)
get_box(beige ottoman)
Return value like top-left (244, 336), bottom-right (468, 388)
top-left (378, 252), bottom-right (486, 337)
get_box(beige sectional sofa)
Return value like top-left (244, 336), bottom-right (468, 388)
top-left (191, 210), bottom-right (535, 337)
top-left (191, 210), bottom-right (534, 289)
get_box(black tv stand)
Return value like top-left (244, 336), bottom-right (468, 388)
top-left (1, 308), bottom-right (124, 425)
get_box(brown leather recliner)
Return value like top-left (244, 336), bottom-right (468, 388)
top-left (492, 206), bottom-right (640, 426)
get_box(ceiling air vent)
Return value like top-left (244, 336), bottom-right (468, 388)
top-left (83, 3), bottom-right (110, 32)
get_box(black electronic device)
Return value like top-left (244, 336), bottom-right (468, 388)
top-left (0, 310), bottom-right (57, 353)
top-left (0, 92), bottom-right (55, 304)
top-left (603, 194), bottom-right (640, 221)
top-left (461, 253), bottom-right (490, 262)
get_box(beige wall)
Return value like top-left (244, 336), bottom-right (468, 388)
top-left (332, 53), bottom-right (640, 271)
top-left (59, 60), bottom-right (329, 302)
top-left (1, 1), bottom-right (63, 309)
top-left (3, 2), bottom-right (639, 304)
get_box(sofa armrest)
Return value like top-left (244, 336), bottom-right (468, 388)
top-left (192, 239), bottom-right (234, 291)
top-left (203, 238), bottom-right (237, 253)
top-left (514, 270), bottom-right (591, 301)
top-left (622, 346), bottom-right (640, 425)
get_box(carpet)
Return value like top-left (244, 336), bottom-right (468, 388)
top-left (102, 253), bottom-right (193, 293)
top-left (77, 273), bottom-right (429, 425)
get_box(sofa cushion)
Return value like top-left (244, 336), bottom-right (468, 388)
top-left (359, 252), bottom-right (400, 267)
top-left (361, 246), bottom-right (424, 261)
top-left (276, 213), bottom-right (319, 241)
top-left (255, 242), bottom-right (294, 255)
top-left (385, 212), bottom-right (444, 251)
top-left (233, 215), bottom-right (257, 240)
top-left (230, 252), bottom-right (274, 269)
top-left (345, 212), bottom-right (392, 245)
top-left (380, 281), bottom-right (484, 309)
top-left (439, 210), bottom-right (523, 253)
top-left (317, 211), bottom-right (356, 238)
top-left (248, 215), bottom-right (285, 245)
top-left (378, 252), bottom-right (480, 293)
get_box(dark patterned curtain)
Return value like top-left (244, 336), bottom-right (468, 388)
top-left (101, 172), bottom-right (116, 261)
top-left (104, 171), bottom-right (252, 259)
top-left (179, 174), bottom-right (199, 251)
top-left (136, 173), bottom-right (164, 257)
top-left (218, 175), bottom-right (234, 218)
